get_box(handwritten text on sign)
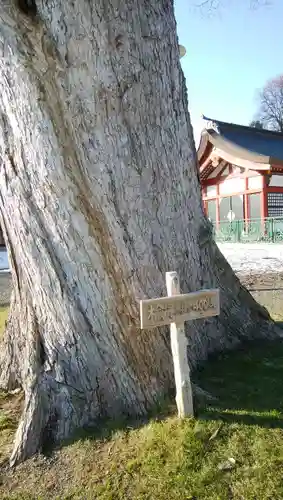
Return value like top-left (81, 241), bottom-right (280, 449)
top-left (140, 289), bottom-right (220, 329)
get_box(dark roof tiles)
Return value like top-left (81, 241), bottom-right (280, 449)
top-left (198, 116), bottom-right (283, 166)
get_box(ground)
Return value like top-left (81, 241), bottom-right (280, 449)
top-left (1, 244), bottom-right (283, 498)
top-left (1, 309), bottom-right (283, 498)
top-left (218, 243), bottom-right (283, 275)
top-left (0, 307), bottom-right (8, 334)
top-left (1, 336), bottom-right (283, 499)
top-left (219, 243), bottom-right (283, 320)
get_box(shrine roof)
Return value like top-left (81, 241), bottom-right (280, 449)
top-left (197, 117), bottom-right (283, 169)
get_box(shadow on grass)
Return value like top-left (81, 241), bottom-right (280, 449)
top-left (194, 334), bottom-right (283, 429)
top-left (44, 391), bottom-right (177, 455)
top-left (47, 331), bottom-right (283, 454)
top-left (200, 409), bottom-right (283, 428)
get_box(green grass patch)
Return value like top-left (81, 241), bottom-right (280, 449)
top-left (0, 412), bottom-right (17, 431)
top-left (2, 340), bottom-right (283, 498)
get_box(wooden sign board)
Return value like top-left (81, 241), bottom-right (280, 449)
top-left (140, 288), bottom-right (220, 329)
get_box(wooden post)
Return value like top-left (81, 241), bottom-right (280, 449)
top-left (140, 276), bottom-right (219, 418)
top-left (165, 271), bottom-right (194, 418)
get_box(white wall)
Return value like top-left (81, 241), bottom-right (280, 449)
top-left (248, 176), bottom-right (262, 190)
top-left (206, 185), bottom-right (217, 197)
top-left (269, 175), bottom-right (283, 187)
top-left (219, 177), bottom-right (245, 195)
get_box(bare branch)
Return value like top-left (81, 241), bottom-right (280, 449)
top-left (195, 0), bottom-right (272, 15)
top-left (195, 0), bottom-right (220, 9)
top-left (253, 75), bottom-right (283, 132)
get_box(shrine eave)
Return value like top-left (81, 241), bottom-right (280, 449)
top-left (197, 117), bottom-right (283, 177)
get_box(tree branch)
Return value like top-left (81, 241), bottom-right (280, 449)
top-left (256, 75), bottom-right (283, 132)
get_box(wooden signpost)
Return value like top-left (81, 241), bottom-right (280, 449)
top-left (140, 272), bottom-right (220, 418)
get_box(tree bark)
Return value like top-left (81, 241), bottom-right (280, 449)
top-left (0, 0), bottom-right (280, 465)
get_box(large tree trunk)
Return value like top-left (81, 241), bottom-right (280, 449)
top-left (0, 0), bottom-right (280, 465)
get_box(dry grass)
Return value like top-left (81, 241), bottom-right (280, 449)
top-left (0, 307), bottom-right (8, 339)
top-left (0, 391), bottom-right (23, 469)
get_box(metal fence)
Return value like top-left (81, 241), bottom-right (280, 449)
top-left (213, 217), bottom-right (283, 243)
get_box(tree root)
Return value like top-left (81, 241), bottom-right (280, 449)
top-left (10, 378), bottom-right (51, 466)
top-left (0, 295), bottom-right (21, 391)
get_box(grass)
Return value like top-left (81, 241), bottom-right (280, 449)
top-left (0, 306), bottom-right (283, 498)
top-left (1, 339), bottom-right (283, 498)
top-left (0, 306), bottom-right (8, 338)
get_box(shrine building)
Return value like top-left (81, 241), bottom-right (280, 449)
top-left (197, 117), bottom-right (283, 227)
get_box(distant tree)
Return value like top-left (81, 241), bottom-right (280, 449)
top-left (249, 120), bottom-right (264, 129)
top-left (256, 76), bottom-right (283, 132)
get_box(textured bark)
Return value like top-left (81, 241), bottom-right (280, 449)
top-left (0, 0), bottom-right (280, 465)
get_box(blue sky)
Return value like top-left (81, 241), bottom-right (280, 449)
top-left (174, 0), bottom-right (283, 146)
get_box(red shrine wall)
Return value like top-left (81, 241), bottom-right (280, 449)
top-left (202, 164), bottom-right (264, 225)
top-left (202, 163), bottom-right (283, 224)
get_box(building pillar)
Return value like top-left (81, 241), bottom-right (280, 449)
top-left (216, 184), bottom-right (220, 228)
top-left (244, 175), bottom-right (249, 225)
top-left (261, 176), bottom-right (268, 220)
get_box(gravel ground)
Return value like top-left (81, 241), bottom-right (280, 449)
top-left (218, 243), bottom-right (283, 319)
top-left (218, 243), bottom-right (283, 275)
top-left (0, 272), bottom-right (11, 306)
top-left (0, 249), bottom-right (11, 306)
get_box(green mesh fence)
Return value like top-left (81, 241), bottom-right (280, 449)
top-left (213, 217), bottom-right (283, 243)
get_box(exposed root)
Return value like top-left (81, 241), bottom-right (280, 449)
top-left (10, 377), bottom-right (51, 466)
top-left (0, 293), bottom-right (54, 466)
top-left (0, 294), bottom-right (21, 391)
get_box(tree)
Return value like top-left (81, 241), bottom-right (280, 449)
top-left (256, 75), bottom-right (283, 132)
top-left (0, 0), bottom-right (279, 466)
top-left (249, 120), bottom-right (264, 129)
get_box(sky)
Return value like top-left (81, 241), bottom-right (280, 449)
top-left (174, 0), bottom-right (283, 146)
